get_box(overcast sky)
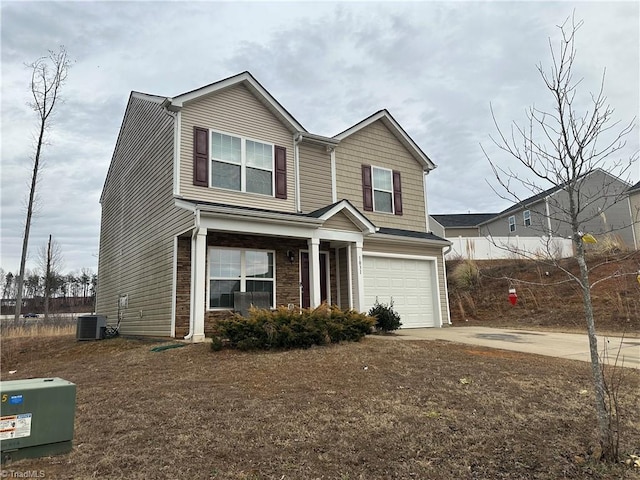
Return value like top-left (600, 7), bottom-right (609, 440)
top-left (1, 1), bottom-right (638, 274)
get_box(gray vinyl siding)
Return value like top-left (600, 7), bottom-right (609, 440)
top-left (429, 217), bottom-right (445, 237)
top-left (363, 241), bottom-right (449, 326)
top-left (480, 200), bottom-right (548, 237)
top-left (179, 84), bottom-right (296, 212)
top-left (299, 143), bottom-right (332, 212)
top-left (480, 171), bottom-right (634, 247)
top-left (97, 95), bottom-right (192, 337)
top-left (335, 120), bottom-right (427, 231)
top-left (629, 191), bottom-right (640, 249)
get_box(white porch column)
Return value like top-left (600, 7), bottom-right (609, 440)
top-left (189, 228), bottom-right (207, 343)
top-left (351, 241), bottom-right (364, 311)
top-left (308, 238), bottom-right (321, 308)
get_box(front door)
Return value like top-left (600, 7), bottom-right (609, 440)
top-left (300, 251), bottom-right (328, 308)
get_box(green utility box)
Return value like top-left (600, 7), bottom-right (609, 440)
top-left (0, 377), bottom-right (76, 463)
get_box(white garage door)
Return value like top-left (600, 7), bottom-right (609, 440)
top-left (363, 255), bottom-right (438, 328)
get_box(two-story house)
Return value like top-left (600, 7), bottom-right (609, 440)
top-left (478, 169), bottom-right (634, 247)
top-left (96, 72), bottom-right (451, 342)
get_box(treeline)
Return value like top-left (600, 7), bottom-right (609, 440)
top-left (0, 268), bottom-right (98, 305)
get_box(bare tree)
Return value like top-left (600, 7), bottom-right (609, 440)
top-left (37, 234), bottom-right (64, 320)
top-left (483, 16), bottom-right (637, 462)
top-left (14, 46), bottom-right (71, 321)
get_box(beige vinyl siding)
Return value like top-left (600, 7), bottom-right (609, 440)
top-left (363, 241), bottom-right (449, 325)
top-left (446, 227), bottom-right (481, 237)
top-left (299, 143), bottom-right (332, 212)
top-left (179, 84), bottom-right (296, 211)
top-left (97, 95), bottom-right (192, 337)
top-left (335, 120), bottom-right (426, 231)
top-left (323, 212), bottom-right (361, 232)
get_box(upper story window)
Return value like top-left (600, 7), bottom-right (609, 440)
top-left (192, 127), bottom-right (287, 199)
top-left (211, 131), bottom-right (273, 195)
top-left (372, 167), bottom-right (393, 213)
top-left (508, 215), bottom-right (516, 232)
top-left (523, 210), bottom-right (531, 227)
top-left (361, 164), bottom-right (403, 215)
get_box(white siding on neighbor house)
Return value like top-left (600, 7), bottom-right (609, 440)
top-left (363, 241), bottom-right (449, 326)
top-left (299, 143), bottom-right (332, 212)
top-left (335, 120), bottom-right (427, 231)
top-left (97, 95), bottom-right (192, 337)
top-left (179, 84), bottom-right (296, 212)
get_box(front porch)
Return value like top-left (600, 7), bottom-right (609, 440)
top-left (175, 231), bottom-right (363, 340)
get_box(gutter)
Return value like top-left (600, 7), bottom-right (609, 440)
top-left (175, 198), bottom-right (323, 227)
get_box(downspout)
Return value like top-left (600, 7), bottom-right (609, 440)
top-left (545, 197), bottom-right (553, 237)
top-left (294, 133), bottom-right (303, 212)
top-left (330, 147), bottom-right (337, 203)
top-left (184, 207), bottom-right (201, 341)
top-left (423, 170), bottom-right (430, 232)
top-left (628, 196), bottom-right (637, 249)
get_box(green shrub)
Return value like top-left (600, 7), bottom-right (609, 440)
top-left (210, 336), bottom-right (223, 351)
top-left (212, 304), bottom-right (375, 351)
top-left (368, 299), bottom-right (402, 332)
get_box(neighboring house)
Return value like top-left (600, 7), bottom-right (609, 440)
top-left (478, 169), bottom-right (634, 248)
top-left (96, 71), bottom-right (451, 341)
top-left (430, 213), bottom-right (498, 238)
top-left (628, 181), bottom-right (640, 249)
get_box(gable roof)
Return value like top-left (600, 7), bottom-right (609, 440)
top-left (333, 110), bottom-right (436, 171)
top-left (628, 181), bottom-right (640, 193)
top-left (431, 213), bottom-right (498, 228)
top-left (162, 71), bottom-right (306, 133)
top-left (100, 91), bottom-right (166, 203)
top-left (309, 199), bottom-right (376, 234)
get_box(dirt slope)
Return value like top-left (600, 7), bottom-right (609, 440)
top-left (447, 251), bottom-right (640, 335)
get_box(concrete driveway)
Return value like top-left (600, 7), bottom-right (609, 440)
top-left (378, 327), bottom-right (640, 368)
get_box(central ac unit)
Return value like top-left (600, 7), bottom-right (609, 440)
top-left (76, 315), bottom-right (107, 341)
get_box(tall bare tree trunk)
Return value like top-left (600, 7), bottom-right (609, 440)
top-left (484, 16), bottom-right (635, 461)
top-left (13, 47), bottom-right (70, 321)
top-left (14, 120), bottom-right (45, 322)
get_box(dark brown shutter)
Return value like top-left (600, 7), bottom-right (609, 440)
top-left (193, 127), bottom-right (209, 187)
top-left (275, 146), bottom-right (287, 199)
top-left (393, 170), bottom-right (403, 215)
top-left (362, 165), bottom-right (373, 211)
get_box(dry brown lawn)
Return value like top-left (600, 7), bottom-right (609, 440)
top-left (1, 334), bottom-right (639, 479)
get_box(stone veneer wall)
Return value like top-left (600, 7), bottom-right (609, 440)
top-left (175, 232), bottom-right (341, 337)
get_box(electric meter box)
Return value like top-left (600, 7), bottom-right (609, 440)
top-left (0, 377), bottom-right (76, 463)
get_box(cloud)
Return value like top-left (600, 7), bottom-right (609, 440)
top-left (1, 1), bottom-right (638, 274)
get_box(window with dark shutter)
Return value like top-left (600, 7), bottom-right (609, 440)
top-left (362, 164), bottom-right (373, 211)
top-left (274, 146), bottom-right (287, 199)
top-left (193, 127), bottom-right (209, 187)
top-left (393, 170), bottom-right (403, 216)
